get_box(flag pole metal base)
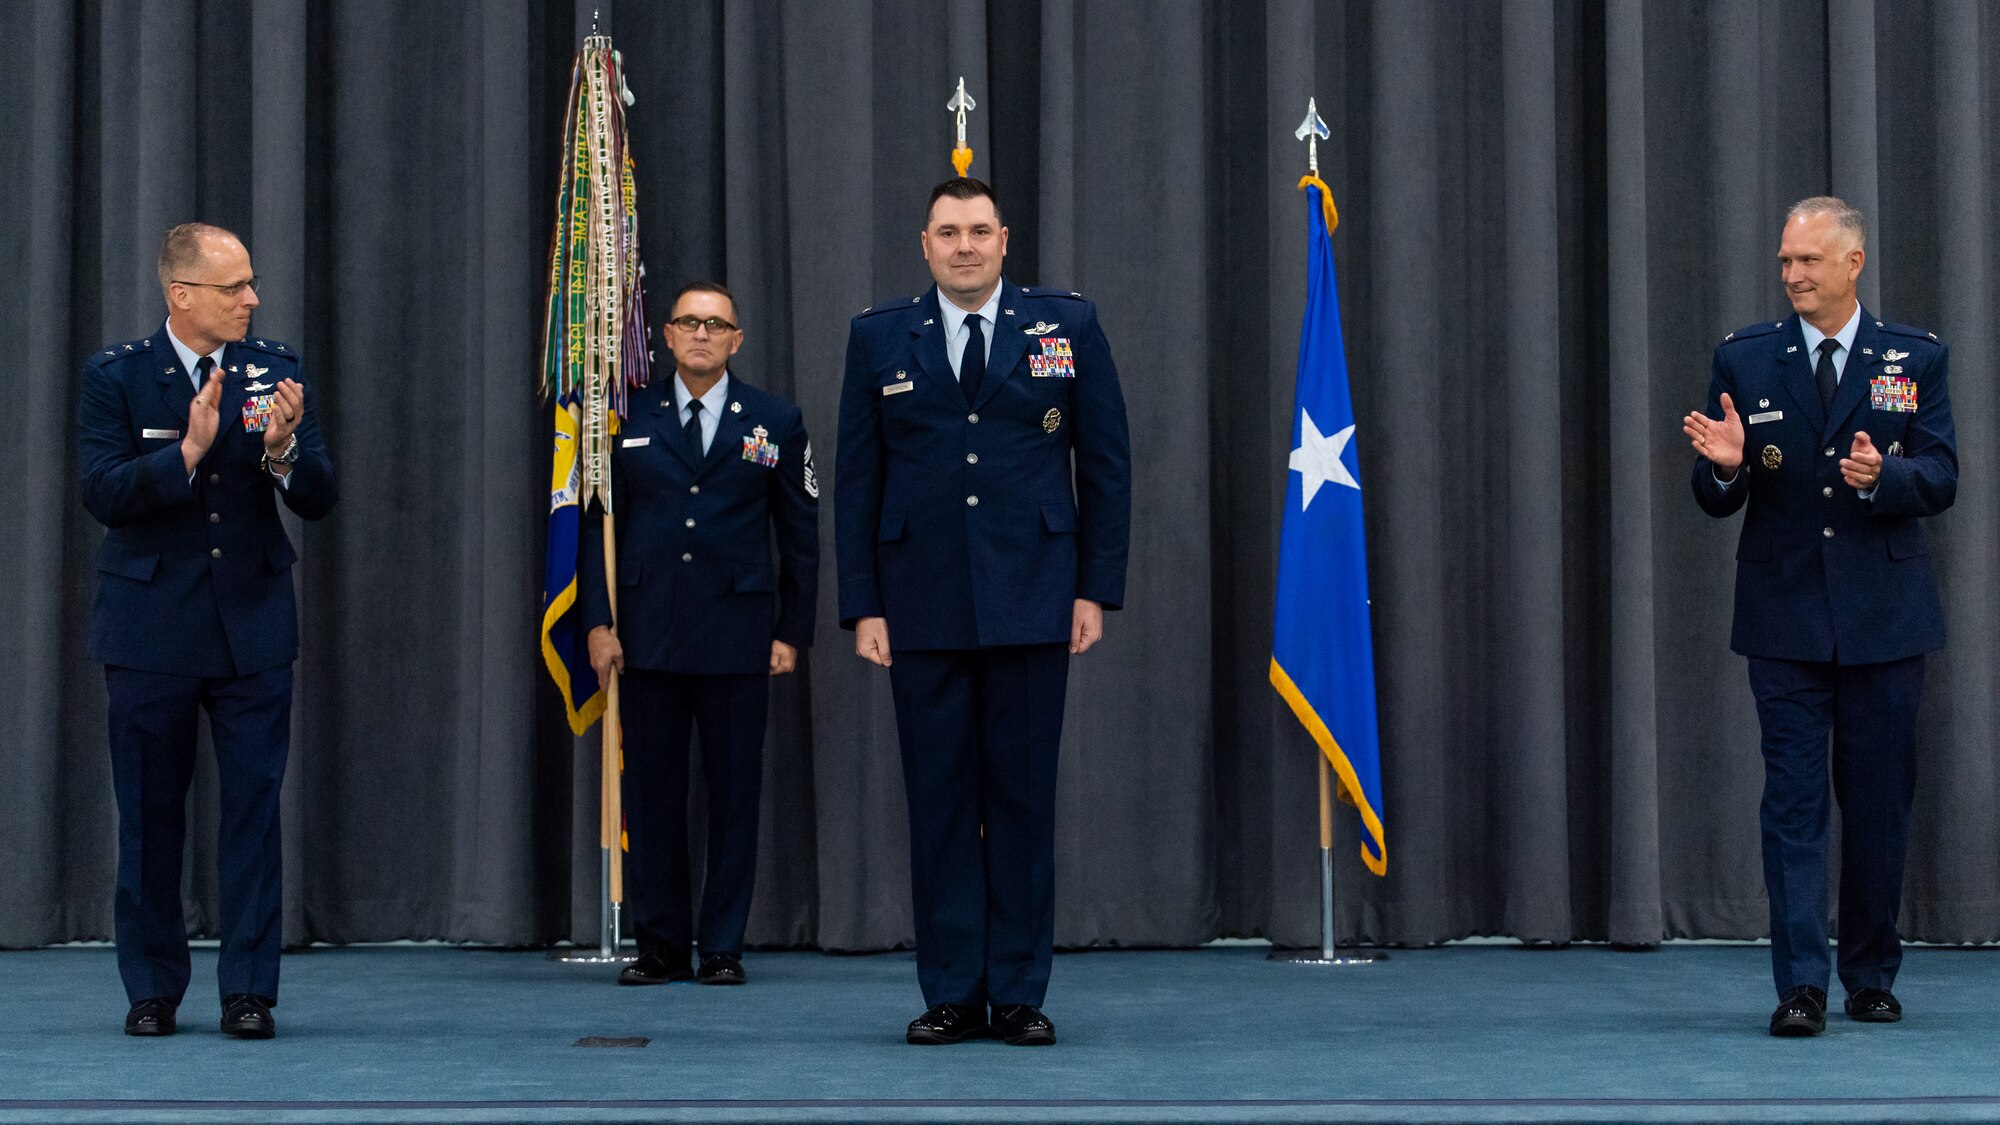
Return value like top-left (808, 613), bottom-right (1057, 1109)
top-left (546, 849), bottom-right (637, 964)
top-left (1268, 839), bottom-right (1385, 965)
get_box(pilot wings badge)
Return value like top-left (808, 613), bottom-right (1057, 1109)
top-left (244, 363), bottom-right (273, 392)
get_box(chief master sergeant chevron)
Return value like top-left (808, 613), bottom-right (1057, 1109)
top-left (836, 177), bottom-right (1131, 1047)
top-left (77, 222), bottom-right (337, 1041)
top-left (1682, 197), bottom-right (1956, 1038)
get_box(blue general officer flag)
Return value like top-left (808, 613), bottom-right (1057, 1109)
top-left (1270, 176), bottom-right (1387, 876)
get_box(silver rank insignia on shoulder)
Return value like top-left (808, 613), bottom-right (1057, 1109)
top-left (1022, 321), bottom-right (1060, 335)
top-left (255, 340), bottom-right (266, 348)
top-left (1042, 407), bottom-right (1062, 434)
top-left (1883, 349), bottom-right (1908, 363)
top-left (1762, 444), bottom-right (1782, 470)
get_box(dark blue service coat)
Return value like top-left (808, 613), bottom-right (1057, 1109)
top-left (78, 329), bottom-right (338, 678)
top-left (1691, 311), bottom-right (1956, 665)
top-left (835, 282), bottom-right (1130, 649)
top-left (580, 375), bottom-right (818, 673)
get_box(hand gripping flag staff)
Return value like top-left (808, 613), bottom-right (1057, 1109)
top-left (1270, 98), bottom-right (1386, 966)
top-left (539, 30), bottom-right (652, 962)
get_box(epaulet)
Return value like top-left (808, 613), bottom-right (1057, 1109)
top-left (1020, 287), bottom-right (1088, 302)
top-left (237, 336), bottom-right (297, 356)
top-left (1720, 321), bottom-right (1782, 345)
top-left (854, 298), bottom-right (915, 320)
top-left (92, 337), bottom-right (154, 362)
top-left (1874, 319), bottom-right (1940, 344)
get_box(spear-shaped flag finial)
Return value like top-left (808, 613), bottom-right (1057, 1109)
top-left (1295, 97), bottom-right (1330, 175)
top-left (948, 76), bottom-right (977, 176)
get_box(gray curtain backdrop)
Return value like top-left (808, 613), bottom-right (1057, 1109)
top-left (2, 0), bottom-right (1994, 952)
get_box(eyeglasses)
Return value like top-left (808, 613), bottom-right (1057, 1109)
top-left (667, 315), bottom-right (738, 334)
top-left (174, 277), bottom-right (261, 297)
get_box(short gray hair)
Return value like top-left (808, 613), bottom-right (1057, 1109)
top-left (1786, 196), bottom-right (1865, 249)
top-left (157, 222), bottom-right (238, 294)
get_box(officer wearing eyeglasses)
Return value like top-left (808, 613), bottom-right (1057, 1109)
top-left (76, 222), bottom-right (337, 1040)
top-left (581, 281), bottom-right (819, 987)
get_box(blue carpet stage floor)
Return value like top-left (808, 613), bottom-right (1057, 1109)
top-left (1, 944), bottom-right (1997, 1125)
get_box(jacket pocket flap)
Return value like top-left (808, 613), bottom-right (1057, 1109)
top-left (1041, 502), bottom-right (1078, 534)
top-left (98, 544), bottom-right (158, 582)
top-left (734, 567), bottom-right (776, 593)
top-left (877, 512), bottom-right (907, 543)
top-left (1887, 528), bottom-right (1929, 560)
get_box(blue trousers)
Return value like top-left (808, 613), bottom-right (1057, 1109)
top-left (620, 669), bottom-right (769, 964)
top-left (1747, 655), bottom-right (1924, 998)
top-left (888, 644), bottom-right (1069, 1009)
top-left (104, 664), bottom-right (292, 1007)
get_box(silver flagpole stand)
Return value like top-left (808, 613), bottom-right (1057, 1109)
top-left (1270, 755), bottom-right (1382, 965)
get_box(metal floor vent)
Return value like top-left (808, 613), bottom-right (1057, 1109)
top-left (572, 1035), bottom-right (650, 1048)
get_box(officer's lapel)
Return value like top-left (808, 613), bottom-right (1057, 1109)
top-left (908, 289), bottom-right (959, 403)
top-left (641, 390), bottom-right (700, 474)
top-left (1774, 316), bottom-right (1825, 434)
top-left (1823, 311), bottom-right (1880, 440)
top-left (216, 343), bottom-right (253, 450)
top-left (974, 280), bottom-right (1030, 412)
top-left (153, 333), bottom-right (192, 423)
top-left (699, 376), bottom-right (755, 479)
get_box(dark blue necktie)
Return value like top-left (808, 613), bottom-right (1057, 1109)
top-left (195, 354), bottom-right (214, 396)
top-left (1815, 338), bottom-right (1839, 412)
top-left (683, 399), bottom-right (704, 462)
top-left (960, 314), bottom-right (985, 404)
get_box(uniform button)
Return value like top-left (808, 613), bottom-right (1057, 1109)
top-left (968, 413), bottom-right (980, 424)
top-left (681, 552), bottom-right (693, 562)
top-left (966, 453), bottom-right (979, 464)
top-left (684, 518), bottom-right (696, 528)
top-left (1825, 447), bottom-right (1836, 457)
top-left (689, 485), bottom-right (700, 494)
top-left (1823, 486), bottom-right (1834, 498)
top-left (208, 473), bottom-right (221, 484)
top-left (208, 512), bottom-right (220, 523)
top-left (1823, 527), bottom-right (1835, 538)
top-left (210, 548), bottom-right (222, 559)
top-left (966, 495), bottom-right (979, 507)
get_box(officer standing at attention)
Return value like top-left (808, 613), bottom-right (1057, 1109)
top-left (78, 222), bottom-right (337, 1039)
top-left (836, 178), bottom-right (1131, 1046)
top-left (583, 281), bottom-right (818, 987)
top-left (1683, 197), bottom-right (1957, 1036)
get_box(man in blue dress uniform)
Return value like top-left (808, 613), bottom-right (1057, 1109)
top-left (836, 178), bottom-right (1131, 1045)
top-left (77, 223), bottom-right (337, 1039)
top-left (583, 282), bottom-right (818, 987)
top-left (1684, 197), bottom-right (1957, 1036)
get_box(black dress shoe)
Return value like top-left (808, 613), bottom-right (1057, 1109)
top-left (617, 951), bottom-right (692, 986)
top-left (906, 1003), bottom-right (988, 1045)
top-left (1845, 987), bottom-right (1903, 1022)
top-left (124, 999), bottom-right (176, 1037)
top-left (220, 994), bottom-right (275, 1039)
top-left (990, 1003), bottom-right (1057, 1046)
top-left (696, 952), bottom-right (745, 985)
top-left (1770, 984), bottom-right (1827, 1037)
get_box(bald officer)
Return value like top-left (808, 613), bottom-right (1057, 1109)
top-left (836, 177), bottom-right (1131, 1046)
top-left (1684, 197), bottom-right (1956, 1036)
top-left (78, 222), bottom-right (337, 1039)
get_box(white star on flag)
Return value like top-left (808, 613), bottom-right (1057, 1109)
top-left (1288, 409), bottom-right (1358, 510)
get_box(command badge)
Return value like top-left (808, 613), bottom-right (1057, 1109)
top-left (1042, 407), bottom-right (1062, 434)
top-left (1761, 444), bottom-right (1782, 471)
top-left (241, 394), bottom-right (277, 433)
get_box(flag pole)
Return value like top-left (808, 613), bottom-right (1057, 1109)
top-left (1269, 95), bottom-right (1382, 967)
top-left (600, 513), bottom-right (623, 958)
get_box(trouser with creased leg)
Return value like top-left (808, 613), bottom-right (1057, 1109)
top-left (106, 664), bottom-right (292, 1007)
top-left (889, 644), bottom-right (1068, 1010)
top-left (1748, 654), bottom-right (1923, 998)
